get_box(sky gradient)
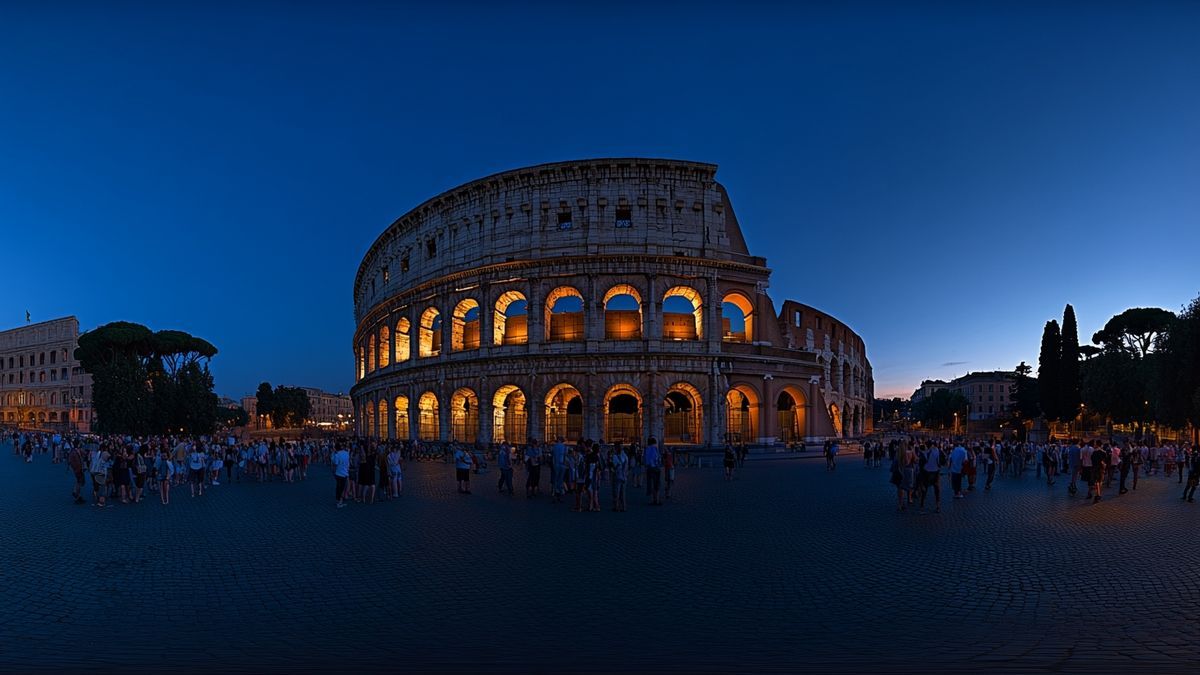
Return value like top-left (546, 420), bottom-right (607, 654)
top-left (2, 2), bottom-right (1197, 400)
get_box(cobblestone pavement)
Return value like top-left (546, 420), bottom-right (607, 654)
top-left (2, 442), bottom-right (1199, 673)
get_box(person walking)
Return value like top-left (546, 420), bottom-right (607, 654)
top-left (662, 445), bottom-right (676, 500)
top-left (1090, 443), bottom-right (1108, 504)
top-left (723, 443), bottom-right (736, 481)
top-left (187, 444), bottom-right (207, 498)
top-left (496, 442), bottom-right (514, 495)
top-left (523, 442), bottom-right (542, 498)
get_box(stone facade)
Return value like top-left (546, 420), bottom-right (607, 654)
top-left (351, 159), bottom-right (872, 447)
top-left (0, 316), bottom-right (94, 432)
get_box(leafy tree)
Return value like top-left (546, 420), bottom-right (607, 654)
top-left (1081, 347), bottom-right (1149, 429)
top-left (255, 382), bottom-right (275, 423)
top-left (1037, 320), bottom-right (1061, 421)
top-left (1011, 361), bottom-right (1041, 420)
top-left (269, 386), bottom-right (311, 428)
top-left (1079, 345), bottom-right (1101, 360)
top-left (912, 389), bottom-right (969, 429)
top-left (216, 406), bottom-right (250, 427)
top-left (75, 321), bottom-right (218, 435)
top-left (1059, 304), bottom-right (1081, 418)
top-left (1092, 307), bottom-right (1175, 358)
top-left (1155, 295), bottom-right (1200, 440)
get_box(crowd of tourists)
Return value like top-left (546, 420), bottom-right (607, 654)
top-left (883, 436), bottom-right (1200, 514)
top-left (6, 427), bottom-right (741, 511)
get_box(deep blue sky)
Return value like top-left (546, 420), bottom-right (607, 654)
top-left (2, 2), bottom-right (1198, 400)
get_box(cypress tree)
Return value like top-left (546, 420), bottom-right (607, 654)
top-left (1037, 320), bottom-right (1061, 420)
top-left (1060, 304), bottom-right (1082, 419)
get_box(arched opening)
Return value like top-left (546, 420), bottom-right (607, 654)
top-left (663, 382), bottom-right (703, 445)
top-left (365, 402), bottom-right (376, 439)
top-left (451, 299), bottom-right (481, 352)
top-left (50, 411), bottom-right (58, 422)
top-left (394, 395), bottom-right (410, 440)
top-left (418, 391), bottom-right (440, 441)
top-left (829, 403), bottom-right (843, 437)
top-left (378, 326), bottom-right (391, 369)
top-left (776, 386), bottom-right (807, 444)
top-left (721, 293), bottom-right (754, 343)
top-left (493, 291), bottom-right (528, 346)
top-left (367, 340), bottom-right (376, 373)
top-left (604, 384), bottom-right (642, 443)
top-left (603, 284), bottom-right (642, 340)
top-left (419, 307), bottom-right (442, 358)
top-left (663, 286), bottom-right (702, 340)
top-left (544, 383), bottom-right (583, 442)
top-left (725, 390), bottom-right (750, 443)
top-left (395, 317), bottom-right (411, 363)
top-left (492, 384), bottom-right (528, 445)
top-left (545, 286), bottom-right (584, 342)
top-left (449, 387), bottom-right (479, 442)
top-left (378, 399), bottom-right (390, 440)
top-left (356, 347), bottom-right (364, 381)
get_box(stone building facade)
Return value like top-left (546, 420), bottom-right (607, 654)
top-left (0, 316), bottom-right (94, 432)
top-left (350, 159), bottom-right (872, 447)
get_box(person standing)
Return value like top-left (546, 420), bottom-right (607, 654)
top-left (611, 444), bottom-right (628, 511)
top-left (1067, 441), bottom-right (1082, 496)
top-left (550, 437), bottom-right (567, 503)
top-left (1183, 447), bottom-right (1200, 503)
top-left (332, 444), bottom-right (350, 508)
top-left (187, 444), bottom-right (207, 498)
top-left (360, 444), bottom-right (379, 503)
top-left (155, 449), bottom-right (175, 505)
top-left (89, 445), bottom-right (111, 507)
top-left (67, 443), bottom-right (86, 504)
top-left (523, 442), bottom-right (541, 498)
top-left (1090, 443), bottom-right (1107, 504)
top-left (919, 443), bottom-right (942, 514)
top-left (723, 443), bottom-right (736, 481)
top-left (454, 444), bottom-right (473, 494)
top-left (496, 441), bottom-right (513, 495)
top-left (662, 445), bottom-right (676, 500)
top-left (949, 443), bottom-right (968, 499)
top-left (644, 437), bottom-right (663, 506)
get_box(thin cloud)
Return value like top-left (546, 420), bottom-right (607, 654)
top-left (942, 361), bottom-right (969, 367)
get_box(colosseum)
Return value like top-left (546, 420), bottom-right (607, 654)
top-left (350, 159), bottom-right (872, 449)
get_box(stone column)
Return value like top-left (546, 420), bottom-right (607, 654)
top-left (646, 274), bottom-right (660, 343)
top-left (386, 391), bottom-right (396, 440)
top-left (760, 374), bottom-right (774, 445)
top-left (705, 275), bottom-right (720, 351)
top-left (584, 375), bottom-right (602, 442)
top-left (807, 376), bottom-right (820, 441)
top-left (528, 376), bottom-right (543, 443)
top-left (647, 370), bottom-right (660, 445)
top-left (527, 282), bottom-right (543, 353)
top-left (480, 283), bottom-right (493, 354)
top-left (388, 312), bottom-right (397, 367)
top-left (479, 376), bottom-right (493, 445)
top-left (586, 276), bottom-right (602, 343)
top-left (707, 368), bottom-right (722, 449)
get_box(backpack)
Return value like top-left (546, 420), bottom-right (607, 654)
top-left (136, 454), bottom-right (147, 474)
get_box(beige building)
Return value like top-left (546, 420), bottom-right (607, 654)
top-left (351, 158), bottom-right (872, 447)
top-left (950, 371), bottom-right (1016, 421)
top-left (0, 316), bottom-right (94, 432)
top-left (299, 387), bottom-right (353, 427)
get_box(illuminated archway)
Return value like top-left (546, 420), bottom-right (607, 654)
top-left (378, 325), bottom-right (391, 368)
top-left (451, 299), bottom-right (481, 352)
top-left (378, 398), bottom-right (390, 439)
top-left (604, 384), bottom-right (642, 443)
top-left (395, 317), bottom-right (411, 363)
top-left (776, 386), bottom-right (808, 444)
top-left (394, 395), bottom-right (410, 440)
top-left (449, 387), bottom-right (479, 442)
top-left (725, 385), bottom-right (759, 443)
top-left (419, 307), bottom-right (442, 358)
top-left (829, 402), bottom-right (843, 437)
top-left (492, 384), bottom-right (528, 445)
top-left (367, 340), bottom-right (376, 373)
top-left (663, 382), bottom-right (703, 445)
top-left (365, 401), bottom-right (376, 439)
top-left (721, 292), bottom-right (754, 343)
top-left (418, 391), bottom-right (440, 440)
top-left (493, 291), bottom-right (528, 346)
top-left (603, 284), bottom-right (642, 340)
top-left (662, 286), bottom-right (702, 340)
top-left (545, 286), bottom-right (584, 342)
top-left (544, 383), bottom-right (583, 442)
top-left (356, 347), bottom-right (364, 381)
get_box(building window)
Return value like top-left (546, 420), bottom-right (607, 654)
top-left (39, 352), bottom-right (45, 365)
top-left (615, 208), bottom-right (632, 228)
top-left (50, 351), bottom-right (56, 364)
top-left (50, 370), bottom-right (56, 381)
top-left (61, 368), bottom-right (68, 380)
top-left (382, 267), bottom-right (389, 284)
top-left (426, 238), bottom-right (437, 258)
top-left (794, 311), bottom-right (802, 327)
top-left (557, 211), bottom-right (573, 230)
top-left (401, 255), bottom-right (409, 273)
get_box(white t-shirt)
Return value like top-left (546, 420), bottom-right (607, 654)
top-left (333, 450), bottom-right (350, 478)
